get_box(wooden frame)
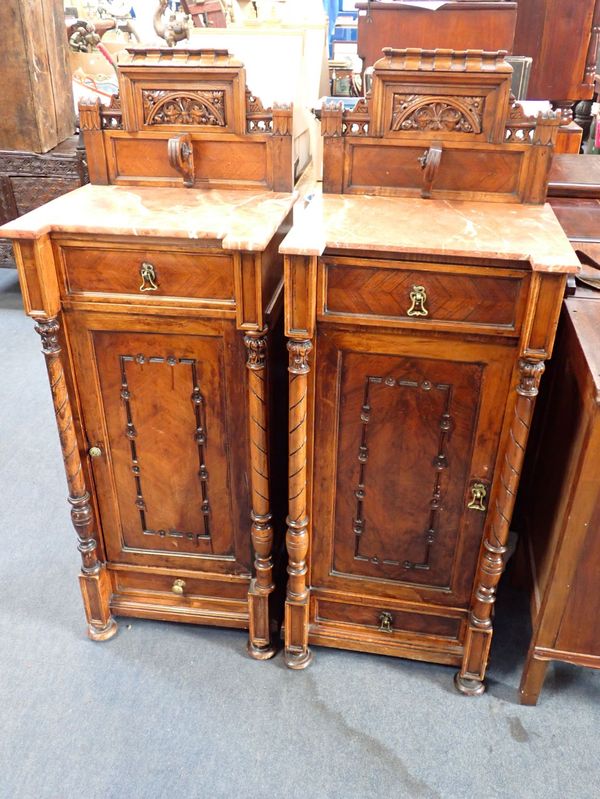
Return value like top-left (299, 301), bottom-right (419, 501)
top-left (80, 48), bottom-right (293, 192)
top-left (321, 49), bottom-right (560, 203)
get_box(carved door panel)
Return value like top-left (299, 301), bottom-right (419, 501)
top-left (65, 309), bottom-right (251, 575)
top-left (311, 327), bottom-right (516, 606)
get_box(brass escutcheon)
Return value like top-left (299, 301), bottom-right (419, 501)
top-left (171, 579), bottom-right (186, 595)
top-left (379, 611), bottom-right (394, 633)
top-left (407, 285), bottom-right (428, 317)
top-left (467, 482), bottom-right (487, 512)
top-left (139, 262), bottom-right (159, 292)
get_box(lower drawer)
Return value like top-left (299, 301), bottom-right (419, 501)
top-left (109, 567), bottom-right (250, 628)
top-left (315, 597), bottom-right (462, 642)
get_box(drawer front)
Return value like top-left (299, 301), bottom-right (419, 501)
top-left (113, 569), bottom-right (249, 602)
top-left (110, 568), bottom-right (250, 627)
top-left (60, 245), bottom-right (235, 304)
top-left (322, 257), bottom-right (527, 334)
top-left (314, 597), bottom-right (462, 642)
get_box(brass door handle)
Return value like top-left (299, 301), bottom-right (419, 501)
top-left (407, 285), bottom-right (428, 317)
top-left (467, 482), bottom-right (487, 512)
top-left (139, 262), bottom-right (158, 292)
top-left (171, 579), bottom-right (186, 595)
top-left (379, 611), bottom-right (394, 632)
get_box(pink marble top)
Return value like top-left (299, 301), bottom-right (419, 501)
top-left (0, 184), bottom-right (296, 252)
top-left (280, 194), bottom-right (580, 273)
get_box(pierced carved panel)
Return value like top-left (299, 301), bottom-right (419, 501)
top-left (391, 94), bottom-right (484, 133)
top-left (142, 89), bottom-right (226, 127)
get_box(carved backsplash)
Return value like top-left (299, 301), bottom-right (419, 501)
top-left (391, 94), bottom-right (484, 134)
top-left (142, 89), bottom-right (227, 127)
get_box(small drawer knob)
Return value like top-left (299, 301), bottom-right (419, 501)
top-left (171, 579), bottom-right (186, 595)
top-left (88, 446), bottom-right (102, 458)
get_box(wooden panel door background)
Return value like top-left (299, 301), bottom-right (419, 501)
top-left (311, 327), bottom-right (517, 607)
top-left (64, 309), bottom-right (252, 576)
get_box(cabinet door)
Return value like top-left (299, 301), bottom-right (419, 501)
top-left (311, 326), bottom-right (516, 607)
top-left (65, 309), bottom-right (251, 575)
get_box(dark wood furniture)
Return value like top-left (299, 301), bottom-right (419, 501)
top-left (0, 139), bottom-right (88, 269)
top-left (279, 49), bottom-right (578, 694)
top-left (547, 154), bottom-right (600, 264)
top-left (356, 2), bottom-right (517, 70)
top-left (518, 290), bottom-right (600, 704)
top-left (1, 0), bottom-right (74, 153)
top-left (0, 49), bottom-right (295, 659)
top-left (513, 0), bottom-right (600, 113)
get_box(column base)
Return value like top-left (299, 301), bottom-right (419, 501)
top-left (87, 617), bottom-right (118, 642)
top-left (454, 672), bottom-right (486, 696)
top-left (247, 640), bottom-right (277, 661)
top-left (284, 647), bottom-right (313, 670)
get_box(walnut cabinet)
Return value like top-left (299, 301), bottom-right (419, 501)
top-left (280, 50), bottom-right (579, 694)
top-left (0, 49), bottom-right (295, 658)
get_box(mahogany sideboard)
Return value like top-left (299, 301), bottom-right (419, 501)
top-left (279, 49), bottom-right (579, 694)
top-left (518, 290), bottom-right (600, 704)
top-left (0, 48), bottom-right (295, 658)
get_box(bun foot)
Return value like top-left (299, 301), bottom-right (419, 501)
top-left (284, 647), bottom-right (313, 670)
top-left (454, 672), bottom-right (486, 696)
top-left (247, 640), bottom-right (277, 660)
top-left (87, 617), bottom-right (118, 642)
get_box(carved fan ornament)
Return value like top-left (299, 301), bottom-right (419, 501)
top-left (142, 89), bottom-right (226, 127)
top-left (391, 94), bottom-right (484, 134)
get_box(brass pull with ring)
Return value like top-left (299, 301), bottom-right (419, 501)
top-left (467, 482), bottom-right (487, 512)
top-left (139, 262), bottom-right (159, 292)
top-left (379, 611), bottom-right (394, 632)
top-left (171, 579), bottom-right (186, 595)
top-left (407, 285), bottom-right (428, 317)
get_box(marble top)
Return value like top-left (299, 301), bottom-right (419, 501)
top-left (280, 194), bottom-right (580, 273)
top-left (0, 184), bottom-right (297, 252)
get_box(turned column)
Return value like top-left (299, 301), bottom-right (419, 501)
top-left (456, 358), bottom-right (545, 695)
top-left (244, 328), bottom-right (276, 660)
top-left (284, 338), bottom-right (313, 669)
top-left (35, 317), bottom-right (117, 641)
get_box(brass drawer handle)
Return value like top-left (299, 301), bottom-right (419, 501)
top-left (468, 482), bottom-right (487, 512)
top-left (379, 611), bottom-right (394, 632)
top-left (171, 579), bottom-right (186, 595)
top-left (139, 262), bottom-right (159, 292)
top-left (407, 285), bottom-right (428, 317)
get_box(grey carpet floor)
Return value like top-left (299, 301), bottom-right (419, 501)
top-left (1, 268), bottom-right (599, 799)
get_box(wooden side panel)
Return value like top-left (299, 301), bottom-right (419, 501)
top-left (346, 142), bottom-right (524, 199)
top-left (0, 0), bottom-right (74, 152)
top-left (106, 135), bottom-right (270, 188)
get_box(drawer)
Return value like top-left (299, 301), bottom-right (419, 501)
top-left (321, 256), bottom-right (528, 334)
top-left (59, 244), bottom-right (235, 305)
top-left (112, 569), bottom-right (249, 602)
top-left (315, 597), bottom-right (462, 642)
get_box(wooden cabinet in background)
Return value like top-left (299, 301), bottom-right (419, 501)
top-left (0, 139), bottom-right (88, 269)
top-left (518, 292), bottom-right (600, 704)
top-left (0, 49), bottom-right (295, 659)
top-left (356, 1), bottom-right (517, 69)
top-left (513, 0), bottom-right (600, 108)
top-left (279, 49), bottom-right (579, 694)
